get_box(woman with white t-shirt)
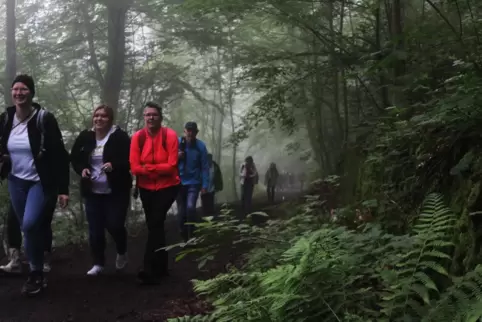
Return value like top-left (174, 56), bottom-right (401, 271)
top-left (0, 74), bottom-right (70, 296)
top-left (70, 105), bottom-right (132, 276)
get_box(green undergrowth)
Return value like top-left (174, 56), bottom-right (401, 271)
top-left (167, 192), bottom-right (482, 321)
top-left (350, 69), bottom-right (482, 275)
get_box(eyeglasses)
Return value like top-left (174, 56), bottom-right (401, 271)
top-left (143, 113), bottom-right (160, 118)
top-left (11, 87), bottom-right (29, 92)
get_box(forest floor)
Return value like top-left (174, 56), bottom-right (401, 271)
top-left (0, 191), bottom-right (300, 322)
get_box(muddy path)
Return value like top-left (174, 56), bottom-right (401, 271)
top-left (0, 193), bottom-right (300, 322)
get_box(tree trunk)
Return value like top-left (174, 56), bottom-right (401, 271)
top-left (215, 46), bottom-right (225, 166)
top-left (376, 0), bottom-right (391, 108)
top-left (81, 0), bottom-right (131, 113)
top-left (103, 3), bottom-right (129, 111)
top-left (5, 0), bottom-right (16, 106)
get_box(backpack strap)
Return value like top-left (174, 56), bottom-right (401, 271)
top-left (134, 129), bottom-right (147, 198)
top-left (161, 127), bottom-right (167, 151)
top-left (180, 137), bottom-right (186, 152)
top-left (2, 112), bottom-right (7, 130)
top-left (36, 109), bottom-right (47, 155)
top-left (138, 129), bottom-right (147, 154)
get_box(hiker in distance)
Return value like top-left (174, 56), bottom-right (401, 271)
top-left (201, 153), bottom-right (223, 217)
top-left (130, 102), bottom-right (180, 285)
top-left (264, 162), bottom-right (279, 203)
top-left (240, 156), bottom-right (259, 215)
top-left (0, 74), bottom-right (70, 296)
top-left (177, 121), bottom-right (209, 242)
top-left (70, 104), bottom-right (131, 276)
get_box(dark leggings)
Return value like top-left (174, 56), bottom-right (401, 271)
top-left (84, 192), bottom-right (130, 266)
top-left (241, 183), bottom-right (254, 215)
top-left (140, 185), bottom-right (179, 276)
top-left (267, 186), bottom-right (275, 203)
top-left (6, 195), bottom-right (56, 252)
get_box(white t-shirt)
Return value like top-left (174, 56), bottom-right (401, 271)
top-left (90, 127), bottom-right (115, 194)
top-left (7, 111), bottom-right (40, 181)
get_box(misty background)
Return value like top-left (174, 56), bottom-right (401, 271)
top-left (0, 0), bottom-right (321, 246)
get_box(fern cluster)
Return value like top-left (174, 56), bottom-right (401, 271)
top-left (168, 193), bottom-right (482, 322)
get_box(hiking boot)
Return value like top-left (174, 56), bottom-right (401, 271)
top-left (0, 248), bottom-right (22, 274)
top-left (86, 265), bottom-right (104, 276)
top-left (22, 271), bottom-right (45, 296)
top-left (43, 252), bottom-right (51, 273)
top-left (115, 253), bottom-right (128, 271)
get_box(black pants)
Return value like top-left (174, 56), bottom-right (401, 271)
top-left (241, 183), bottom-right (254, 215)
top-left (201, 192), bottom-right (215, 217)
top-left (84, 192), bottom-right (130, 266)
top-left (267, 186), bottom-right (275, 203)
top-left (139, 185), bottom-right (179, 276)
top-left (6, 194), bottom-right (56, 252)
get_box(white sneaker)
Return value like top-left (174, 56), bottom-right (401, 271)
top-left (0, 248), bottom-right (22, 273)
top-left (115, 253), bottom-right (128, 271)
top-left (43, 252), bottom-right (51, 273)
top-left (86, 265), bottom-right (104, 276)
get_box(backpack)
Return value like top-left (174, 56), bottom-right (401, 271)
top-left (242, 163), bottom-right (259, 185)
top-left (179, 137), bottom-right (201, 155)
top-left (133, 127), bottom-right (167, 198)
top-left (2, 108), bottom-right (47, 156)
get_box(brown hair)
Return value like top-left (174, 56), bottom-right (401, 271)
top-left (93, 104), bottom-right (114, 125)
top-left (145, 101), bottom-right (162, 115)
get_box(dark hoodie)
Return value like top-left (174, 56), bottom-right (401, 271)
top-left (70, 126), bottom-right (132, 197)
top-left (0, 103), bottom-right (70, 195)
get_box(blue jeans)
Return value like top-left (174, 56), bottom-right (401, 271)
top-left (8, 174), bottom-right (47, 271)
top-left (84, 192), bottom-right (129, 266)
top-left (176, 184), bottom-right (200, 242)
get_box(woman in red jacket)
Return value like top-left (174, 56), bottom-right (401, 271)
top-left (129, 102), bottom-right (180, 285)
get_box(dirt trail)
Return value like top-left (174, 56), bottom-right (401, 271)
top-left (0, 193), bottom-right (300, 322)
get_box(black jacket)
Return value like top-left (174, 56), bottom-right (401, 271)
top-left (70, 127), bottom-right (132, 197)
top-left (0, 103), bottom-right (70, 195)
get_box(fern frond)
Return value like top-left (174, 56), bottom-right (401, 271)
top-left (380, 193), bottom-right (456, 320)
top-left (424, 265), bottom-right (482, 322)
top-left (167, 315), bottom-right (215, 322)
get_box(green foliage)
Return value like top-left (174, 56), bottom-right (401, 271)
top-left (424, 265), bottom-right (482, 322)
top-left (380, 193), bottom-right (456, 320)
top-left (167, 193), bottom-right (482, 321)
top-left (168, 316), bottom-right (215, 322)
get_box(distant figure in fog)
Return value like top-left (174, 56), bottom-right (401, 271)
top-left (299, 172), bottom-right (306, 191)
top-left (201, 153), bottom-right (223, 217)
top-left (278, 171), bottom-right (286, 192)
top-left (240, 156), bottom-right (258, 215)
top-left (264, 162), bottom-right (279, 203)
top-left (288, 172), bottom-right (294, 189)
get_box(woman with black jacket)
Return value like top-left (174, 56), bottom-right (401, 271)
top-left (70, 104), bottom-right (132, 276)
top-left (0, 74), bottom-right (70, 296)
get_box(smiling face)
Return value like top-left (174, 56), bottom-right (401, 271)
top-left (144, 106), bottom-right (161, 130)
top-left (93, 107), bottom-right (112, 132)
top-left (11, 82), bottom-right (32, 107)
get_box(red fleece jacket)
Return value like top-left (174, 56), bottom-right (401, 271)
top-left (129, 127), bottom-right (180, 190)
